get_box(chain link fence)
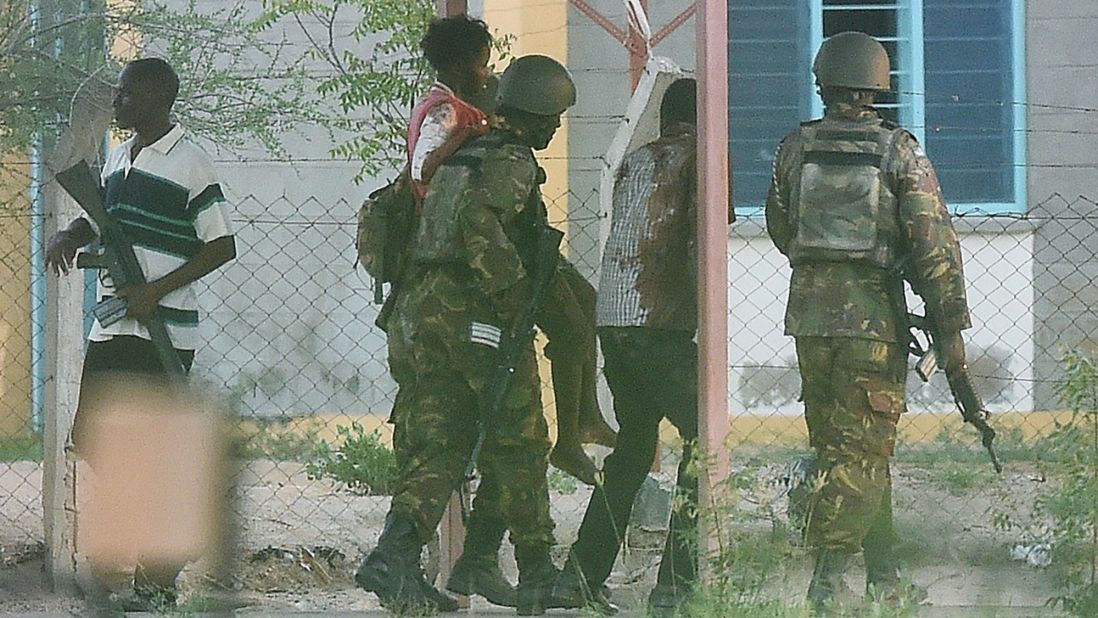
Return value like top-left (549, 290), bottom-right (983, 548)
top-left (0, 184), bottom-right (47, 564)
top-left (4, 175), bottom-right (1098, 609)
top-left (189, 186), bottom-right (1098, 607)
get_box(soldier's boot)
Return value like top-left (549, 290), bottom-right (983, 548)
top-left (514, 543), bottom-right (559, 616)
top-left (806, 549), bottom-right (855, 613)
top-left (549, 359), bottom-right (599, 485)
top-left (446, 512), bottom-right (517, 607)
top-left (355, 512), bottom-right (458, 614)
top-left (862, 490), bottom-right (928, 606)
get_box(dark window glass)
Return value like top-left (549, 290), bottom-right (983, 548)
top-left (728, 0), bottom-right (809, 208)
top-left (924, 0), bottom-right (1015, 203)
top-left (822, 3), bottom-right (900, 123)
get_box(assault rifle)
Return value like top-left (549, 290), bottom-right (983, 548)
top-left (907, 313), bottom-right (1002, 473)
top-left (56, 161), bottom-right (186, 379)
top-left (463, 225), bottom-right (565, 488)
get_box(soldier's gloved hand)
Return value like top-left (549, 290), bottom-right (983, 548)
top-left (492, 279), bottom-right (532, 327)
top-left (937, 330), bottom-right (968, 378)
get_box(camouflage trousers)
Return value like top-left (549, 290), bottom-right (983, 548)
top-left (385, 269), bottom-right (554, 548)
top-left (795, 336), bottom-right (906, 552)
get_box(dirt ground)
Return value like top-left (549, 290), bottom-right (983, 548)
top-left (0, 458), bottom-right (1071, 615)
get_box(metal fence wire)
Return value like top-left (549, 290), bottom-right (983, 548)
top-left (3, 185), bottom-right (1098, 608)
top-left (0, 190), bottom-right (47, 562)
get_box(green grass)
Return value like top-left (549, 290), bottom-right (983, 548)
top-left (547, 466), bottom-right (580, 495)
top-left (928, 459), bottom-right (1000, 496)
top-left (0, 434), bottom-right (42, 462)
top-left (236, 428), bottom-right (319, 462)
top-left (893, 424), bottom-right (1036, 467)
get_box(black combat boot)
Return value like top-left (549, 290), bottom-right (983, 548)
top-left (446, 512), bottom-right (517, 607)
top-left (514, 543), bottom-right (559, 616)
top-left (355, 512), bottom-right (459, 614)
top-left (806, 548), bottom-right (854, 613)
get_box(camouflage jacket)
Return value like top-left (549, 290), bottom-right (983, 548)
top-left (765, 104), bottom-right (971, 342)
top-left (407, 128), bottom-right (546, 325)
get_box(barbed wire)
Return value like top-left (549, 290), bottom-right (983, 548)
top-left (731, 364), bottom-right (1071, 386)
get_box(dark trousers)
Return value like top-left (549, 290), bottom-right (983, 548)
top-left (568, 327), bottom-right (699, 589)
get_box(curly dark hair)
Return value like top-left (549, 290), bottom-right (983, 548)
top-left (420, 15), bottom-right (492, 73)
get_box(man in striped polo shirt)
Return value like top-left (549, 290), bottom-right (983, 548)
top-left (46, 57), bottom-right (236, 610)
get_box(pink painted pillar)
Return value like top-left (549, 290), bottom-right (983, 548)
top-left (695, 0), bottom-right (732, 555)
top-left (436, 0), bottom-right (469, 605)
top-left (628, 0), bottom-right (650, 91)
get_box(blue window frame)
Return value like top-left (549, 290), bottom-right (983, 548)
top-left (729, 0), bottom-right (1026, 215)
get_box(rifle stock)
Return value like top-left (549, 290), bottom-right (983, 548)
top-left (56, 162), bottom-right (186, 379)
top-left (907, 313), bottom-right (1002, 472)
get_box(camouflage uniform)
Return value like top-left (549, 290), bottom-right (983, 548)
top-left (765, 103), bottom-right (970, 552)
top-left (386, 127), bottom-right (554, 549)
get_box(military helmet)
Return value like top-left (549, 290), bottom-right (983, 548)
top-left (813, 31), bottom-right (891, 91)
top-left (496, 54), bottom-right (577, 116)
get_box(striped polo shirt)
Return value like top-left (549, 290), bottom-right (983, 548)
top-left (85, 124), bottom-right (233, 351)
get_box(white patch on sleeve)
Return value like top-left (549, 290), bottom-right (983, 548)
top-left (469, 321), bottom-right (502, 349)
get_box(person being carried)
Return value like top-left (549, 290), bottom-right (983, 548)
top-left (356, 54), bottom-right (580, 616)
top-left (383, 15), bottom-right (611, 611)
top-left (406, 18), bottom-right (616, 491)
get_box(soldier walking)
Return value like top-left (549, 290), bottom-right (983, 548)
top-left (354, 55), bottom-right (578, 616)
top-left (765, 32), bottom-right (973, 610)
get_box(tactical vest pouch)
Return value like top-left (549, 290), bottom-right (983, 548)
top-left (356, 172), bottom-right (417, 295)
top-left (790, 124), bottom-right (897, 267)
top-left (796, 154), bottom-right (882, 252)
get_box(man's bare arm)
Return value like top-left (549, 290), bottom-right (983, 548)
top-left (119, 236), bottom-right (237, 321)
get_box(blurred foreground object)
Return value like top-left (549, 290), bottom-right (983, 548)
top-left (80, 376), bottom-right (235, 599)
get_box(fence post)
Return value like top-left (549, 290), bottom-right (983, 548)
top-left (434, 0), bottom-right (468, 604)
top-left (41, 180), bottom-right (85, 593)
top-left (39, 79), bottom-right (113, 593)
top-left (696, 0), bottom-right (731, 563)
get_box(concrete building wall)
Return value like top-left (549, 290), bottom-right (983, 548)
top-left (1026, 1), bottom-right (1098, 410)
top-left (481, 0), bottom-right (571, 230)
top-left (145, 0), bottom-right (1096, 417)
top-left (565, 0), bottom-right (696, 278)
top-left (563, 1), bottom-right (1044, 416)
top-left (181, 0), bottom-right (576, 417)
top-left (161, 1), bottom-right (391, 416)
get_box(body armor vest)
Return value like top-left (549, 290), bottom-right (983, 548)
top-left (412, 132), bottom-right (539, 264)
top-left (787, 117), bottom-right (902, 269)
